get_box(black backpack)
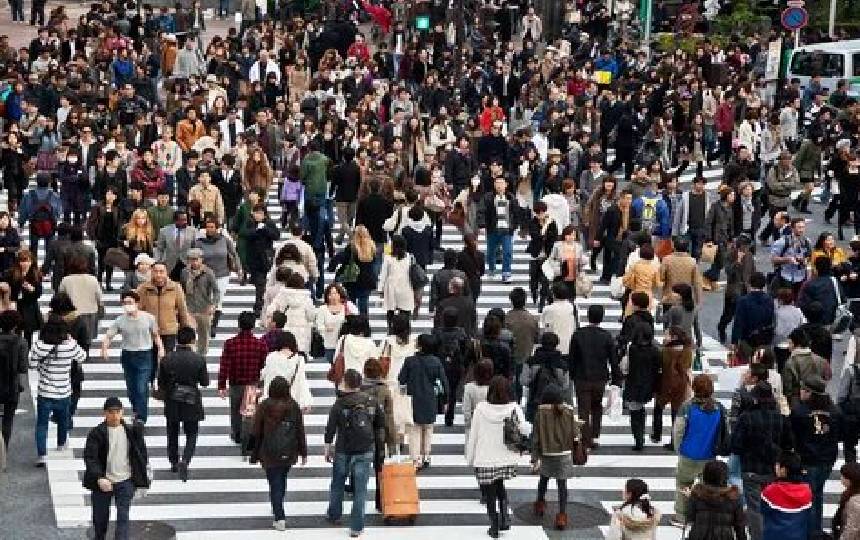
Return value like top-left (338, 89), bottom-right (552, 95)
top-left (340, 395), bottom-right (375, 454)
top-left (526, 365), bottom-right (560, 420)
top-left (260, 401), bottom-right (300, 462)
top-left (437, 329), bottom-right (465, 369)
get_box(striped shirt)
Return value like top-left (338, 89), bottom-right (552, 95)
top-left (29, 338), bottom-right (86, 400)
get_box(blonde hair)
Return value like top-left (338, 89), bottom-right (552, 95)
top-left (124, 208), bottom-right (154, 246)
top-left (352, 225), bottom-right (375, 263)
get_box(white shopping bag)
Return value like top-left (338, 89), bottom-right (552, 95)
top-left (609, 275), bottom-right (625, 300)
top-left (607, 385), bottom-right (622, 422)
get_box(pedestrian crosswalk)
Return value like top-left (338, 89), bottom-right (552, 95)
top-left (18, 160), bottom-right (836, 539)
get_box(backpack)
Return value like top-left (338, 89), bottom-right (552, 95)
top-left (639, 196), bottom-right (659, 234)
top-left (340, 395), bottom-right (376, 454)
top-left (437, 329), bottom-right (465, 368)
top-left (261, 402), bottom-right (300, 462)
top-left (526, 365), bottom-right (560, 420)
top-left (29, 192), bottom-right (55, 238)
top-left (840, 364), bottom-right (860, 417)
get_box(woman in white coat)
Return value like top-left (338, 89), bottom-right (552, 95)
top-left (378, 235), bottom-right (415, 326)
top-left (264, 273), bottom-right (316, 354)
top-left (606, 478), bottom-right (660, 540)
top-left (334, 315), bottom-right (379, 391)
top-left (465, 376), bottom-right (531, 538)
top-left (314, 283), bottom-right (356, 363)
top-left (259, 331), bottom-right (313, 411)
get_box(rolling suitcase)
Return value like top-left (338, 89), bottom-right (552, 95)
top-left (379, 459), bottom-right (419, 524)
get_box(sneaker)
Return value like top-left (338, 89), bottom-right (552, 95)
top-left (273, 520), bottom-right (287, 531)
top-left (55, 444), bottom-right (69, 453)
top-left (502, 274), bottom-right (512, 284)
top-left (349, 531), bottom-right (363, 538)
top-left (35, 456), bottom-right (46, 467)
top-left (670, 518), bottom-right (686, 528)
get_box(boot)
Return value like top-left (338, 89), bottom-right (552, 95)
top-left (533, 500), bottom-right (546, 517)
top-left (498, 497), bottom-right (510, 531)
top-left (631, 410), bottom-right (645, 451)
top-left (210, 310), bottom-right (221, 339)
top-left (486, 499), bottom-right (499, 538)
top-left (554, 512), bottom-right (568, 531)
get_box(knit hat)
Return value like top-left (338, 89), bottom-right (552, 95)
top-left (103, 397), bottom-right (123, 411)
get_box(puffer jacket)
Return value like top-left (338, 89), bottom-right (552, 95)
top-left (782, 348), bottom-right (830, 403)
top-left (338, 334), bottom-right (379, 390)
top-left (607, 503), bottom-right (661, 540)
top-left (686, 484), bottom-right (748, 540)
top-left (264, 287), bottom-right (316, 352)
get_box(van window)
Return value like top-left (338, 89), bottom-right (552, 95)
top-left (791, 51), bottom-right (845, 78)
top-left (854, 53), bottom-right (860, 77)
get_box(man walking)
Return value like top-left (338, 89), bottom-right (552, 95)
top-left (101, 291), bottom-right (164, 424)
top-left (155, 210), bottom-right (198, 282)
top-left (482, 177), bottom-right (520, 283)
top-left (137, 262), bottom-right (193, 359)
top-left (218, 311), bottom-right (268, 445)
top-left (568, 305), bottom-right (621, 447)
top-left (325, 369), bottom-right (386, 537)
top-left (83, 397), bottom-right (150, 540)
top-left (180, 249), bottom-right (219, 357)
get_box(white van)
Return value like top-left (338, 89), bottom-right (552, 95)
top-left (788, 39), bottom-right (860, 98)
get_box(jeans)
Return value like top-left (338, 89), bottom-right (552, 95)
top-left (167, 418), bottom-right (199, 466)
top-left (686, 228), bottom-right (706, 261)
top-left (743, 472), bottom-right (773, 540)
top-left (486, 231), bottom-right (513, 276)
top-left (250, 270), bottom-right (267, 313)
top-left (335, 202), bottom-right (357, 241)
top-left (218, 0), bottom-right (230, 16)
top-left (314, 248), bottom-right (326, 299)
top-left (265, 465), bottom-right (292, 521)
top-left (804, 461), bottom-right (834, 535)
top-left (29, 231), bottom-right (53, 265)
top-left (91, 478), bottom-right (135, 540)
top-left (327, 450), bottom-right (374, 533)
top-left (120, 350), bottom-right (153, 423)
top-left (372, 241), bottom-right (385, 279)
top-left (35, 396), bottom-right (70, 456)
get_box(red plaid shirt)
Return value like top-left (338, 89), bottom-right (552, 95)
top-left (218, 330), bottom-right (269, 389)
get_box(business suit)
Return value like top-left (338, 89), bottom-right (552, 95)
top-left (492, 72), bottom-right (520, 110)
top-left (218, 118), bottom-right (245, 153)
top-left (155, 224), bottom-right (199, 281)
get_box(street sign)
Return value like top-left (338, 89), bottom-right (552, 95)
top-left (786, 0), bottom-right (804, 6)
top-left (781, 7), bottom-right (809, 31)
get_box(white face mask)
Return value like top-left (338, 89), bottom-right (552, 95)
top-left (123, 304), bottom-right (138, 315)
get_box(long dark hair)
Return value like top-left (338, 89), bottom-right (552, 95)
top-left (673, 283), bottom-right (695, 312)
top-left (834, 462), bottom-right (860, 537)
top-left (620, 478), bottom-right (655, 519)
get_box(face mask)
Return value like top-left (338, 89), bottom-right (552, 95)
top-left (123, 304), bottom-right (138, 315)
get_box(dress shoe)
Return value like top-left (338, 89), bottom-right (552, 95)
top-left (533, 500), bottom-right (546, 517)
top-left (555, 512), bottom-right (568, 530)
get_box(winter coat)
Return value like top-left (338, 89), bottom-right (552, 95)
top-left (521, 348), bottom-right (570, 417)
top-left (402, 222), bottom-right (434, 269)
top-left (136, 279), bottom-right (190, 336)
top-left (569, 325), bottom-right (619, 384)
top-left (607, 503), bottom-right (661, 540)
top-left (250, 397), bottom-right (308, 468)
top-left (705, 201), bottom-right (734, 245)
top-left (398, 353), bottom-right (449, 425)
top-left (465, 401), bottom-right (530, 467)
top-left (157, 346), bottom-right (209, 423)
top-left (242, 219), bottom-right (280, 273)
top-left (622, 342), bottom-right (660, 404)
top-left (798, 275), bottom-right (839, 325)
top-left (761, 481), bottom-right (812, 540)
top-left (83, 420), bottom-right (150, 491)
top-left (0, 333), bottom-right (28, 404)
top-left (378, 254), bottom-right (415, 312)
top-left (656, 346), bottom-right (692, 409)
top-left (793, 140), bottom-right (821, 181)
top-left (766, 165), bottom-right (800, 209)
top-left (264, 288), bottom-right (316, 353)
top-left (337, 334), bottom-right (379, 390)
top-left (532, 403), bottom-right (581, 458)
top-left (686, 484), bottom-right (748, 540)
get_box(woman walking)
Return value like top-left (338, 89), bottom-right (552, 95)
top-left (329, 315), bottom-right (378, 390)
top-left (398, 333), bottom-right (448, 470)
top-left (378, 235), bottom-right (416, 327)
top-left (314, 284), bottom-right (355, 363)
top-left (86, 186), bottom-right (122, 291)
top-left (195, 215), bottom-right (241, 337)
top-left (606, 479), bottom-right (661, 540)
top-left (530, 384), bottom-right (582, 530)
top-left (652, 326), bottom-right (693, 451)
top-left (685, 460), bottom-right (747, 540)
top-left (833, 462), bottom-right (860, 539)
top-left (623, 319), bottom-right (660, 451)
top-left (251, 376), bottom-right (308, 532)
top-left (466, 376), bottom-right (530, 538)
top-left (4, 249), bottom-right (43, 346)
top-left (259, 331), bottom-right (313, 411)
top-left (329, 225), bottom-right (377, 315)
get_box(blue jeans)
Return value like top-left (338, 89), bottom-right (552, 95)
top-left (35, 396), bottom-right (70, 456)
top-left (486, 231), bottom-right (513, 276)
top-left (686, 228), bottom-right (706, 261)
top-left (265, 465), bottom-right (291, 521)
top-left (92, 478), bottom-right (135, 540)
top-left (327, 450), bottom-right (374, 533)
top-left (218, 0), bottom-right (230, 16)
top-left (121, 350), bottom-right (153, 423)
top-left (804, 461), bottom-right (834, 535)
top-left (314, 248), bottom-right (326, 299)
top-left (372, 241), bottom-right (385, 279)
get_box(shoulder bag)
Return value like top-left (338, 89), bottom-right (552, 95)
top-left (503, 408), bottom-right (530, 453)
top-left (378, 341), bottom-right (392, 378)
top-left (326, 336), bottom-right (347, 385)
top-left (831, 276), bottom-right (853, 334)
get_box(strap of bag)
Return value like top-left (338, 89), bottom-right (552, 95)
top-left (289, 353), bottom-right (303, 387)
top-left (831, 276), bottom-right (844, 305)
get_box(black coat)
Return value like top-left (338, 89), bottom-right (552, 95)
top-left (457, 248), bottom-right (485, 297)
top-left (83, 420), bottom-right (150, 491)
top-left (434, 295), bottom-right (477, 337)
top-left (355, 193), bottom-right (394, 244)
top-left (569, 325), bottom-right (621, 384)
top-left (482, 192), bottom-right (521, 234)
top-left (402, 223), bottom-right (433, 268)
top-left (622, 342), bottom-right (660, 404)
top-left (0, 227), bottom-right (20, 275)
top-left (686, 484), bottom-right (748, 540)
top-left (480, 337), bottom-right (513, 379)
top-left (398, 353), bottom-right (448, 425)
top-left (0, 333), bottom-right (28, 403)
top-left (332, 161), bottom-right (361, 203)
top-left (157, 346), bottom-right (210, 423)
top-left (526, 217), bottom-right (558, 258)
top-left (242, 219), bottom-right (280, 272)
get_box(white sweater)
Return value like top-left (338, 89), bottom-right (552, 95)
top-left (465, 401), bottom-right (530, 468)
top-left (337, 334), bottom-right (379, 390)
top-left (260, 351), bottom-right (313, 409)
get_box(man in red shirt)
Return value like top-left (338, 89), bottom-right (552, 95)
top-left (217, 311), bottom-right (268, 444)
top-left (346, 33), bottom-right (371, 63)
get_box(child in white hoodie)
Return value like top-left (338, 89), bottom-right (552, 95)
top-left (606, 479), bottom-right (660, 540)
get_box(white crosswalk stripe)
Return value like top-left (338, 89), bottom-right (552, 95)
top-left (18, 159), bottom-right (835, 538)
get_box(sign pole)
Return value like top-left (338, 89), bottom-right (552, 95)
top-left (795, 28), bottom-right (799, 49)
top-left (829, 0), bottom-right (837, 37)
top-left (640, 0), bottom-right (652, 59)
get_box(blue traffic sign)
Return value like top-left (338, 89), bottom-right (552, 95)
top-left (781, 7), bottom-right (809, 31)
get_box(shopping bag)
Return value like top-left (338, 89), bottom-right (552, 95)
top-left (575, 272), bottom-right (593, 297)
top-left (594, 70), bottom-right (612, 85)
top-left (700, 242), bottom-right (717, 264)
top-left (542, 258), bottom-right (559, 281)
top-left (392, 389), bottom-right (413, 433)
top-left (607, 385), bottom-right (622, 422)
top-left (609, 275), bottom-right (625, 300)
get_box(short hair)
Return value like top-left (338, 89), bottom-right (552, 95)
top-left (631, 291), bottom-right (650, 309)
top-left (692, 373), bottom-right (714, 399)
top-left (343, 368), bottom-right (362, 390)
top-left (673, 236), bottom-right (689, 253)
top-left (270, 311), bottom-right (287, 329)
top-left (587, 304), bottom-right (604, 324)
top-left (788, 327), bottom-right (809, 348)
top-left (272, 330), bottom-right (298, 352)
top-left (486, 375), bottom-right (512, 404)
top-left (776, 450), bottom-right (804, 481)
top-left (509, 287), bottom-right (527, 309)
top-left (639, 244), bottom-right (655, 261)
top-left (473, 359), bottom-right (494, 385)
top-left (483, 316), bottom-right (502, 339)
top-left (269, 376), bottom-right (291, 400)
top-left (416, 333), bottom-right (439, 355)
top-left (749, 272), bottom-right (767, 289)
top-left (0, 310), bottom-right (20, 333)
top-left (177, 326), bottom-right (196, 345)
top-left (540, 332), bottom-right (559, 350)
top-left (552, 281), bottom-right (569, 300)
top-left (238, 311), bottom-right (256, 331)
top-left (815, 256), bottom-right (832, 276)
top-left (363, 357), bottom-right (383, 379)
top-left (120, 290), bottom-right (140, 303)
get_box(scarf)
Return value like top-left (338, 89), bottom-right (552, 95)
top-left (183, 265), bottom-right (205, 297)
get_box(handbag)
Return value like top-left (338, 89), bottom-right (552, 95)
top-left (831, 277), bottom-right (853, 334)
top-left (310, 328), bottom-right (325, 359)
top-left (700, 242), bottom-right (718, 264)
top-left (446, 203), bottom-right (466, 228)
top-left (408, 255), bottom-right (428, 290)
top-left (326, 336), bottom-right (346, 384)
top-left (336, 249), bottom-right (359, 284)
top-left (379, 341), bottom-right (391, 378)
top-left (503, 409), bottom-right (529, 453)
top-left (571, 437), bottom-right (588, 465)
top-left (541, 258), bottom-right (559, 281)
top-left (609, 275), bottom-right (625, 299)
top-left (104, 247), bottom-right (130, 271)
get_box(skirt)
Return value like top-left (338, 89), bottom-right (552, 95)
top-left (475, 465), bottom-right (518, 486)
top-left (539, 454), bottom-right (575, 479)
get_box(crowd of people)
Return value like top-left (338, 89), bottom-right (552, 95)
top-left (1, 0), bottom-right (860, 538)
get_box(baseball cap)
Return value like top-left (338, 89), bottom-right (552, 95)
top-left (103, 397), bottom-right (123, 411)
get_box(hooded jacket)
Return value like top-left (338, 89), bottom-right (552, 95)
top-left (761, 481), bottom-right (812, 540)
top-left (686, 484), bottom-right (748, 540)
top-left (465, 401), bottom-right (530, 468)
top-left (607, 503), bottom-right (661, 540)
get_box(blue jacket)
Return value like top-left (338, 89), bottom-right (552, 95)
top-left (5, 92), bottom-right (21, 122)
top-left (678, 401), bottom-right (726, 460)
top-left (731, 290), bottom-right (774, 344)
top-left (594, 56), bottom-right (620, 79)
top-left (19, 187), bottom-right (62, 225)
top-left (631, 191), bottom-right (671, 237)
top-left (761, 481), bottom-right (812, 540)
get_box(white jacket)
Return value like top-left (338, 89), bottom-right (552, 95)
top-left (380, 335), bottom-right (417, 386)
top-left (605, 504), bottom-right (661, 540)
top-left (465, 401), bottom-right (530, 468)
top-left (337, 334), bottom-right (379, 390)
top-left (260, 351), bottom-right (313, 409)
top-left (264, 288), bottom-right (316, 352)
top-left (314, 303), bottom-right (355, 349)
top-left (378, 254), bottom-right (415, 312)
top-left (540, 300), bottom-right (577, 354)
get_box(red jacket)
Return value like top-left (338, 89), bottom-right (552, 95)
top-left (361, 0), bottom-right (392, 33)
top-left (346, 42), bottom-right (371, 63)
top-left (715, 101), bottom-right (735, 134)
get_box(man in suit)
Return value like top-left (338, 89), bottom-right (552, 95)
top-left (332, 148), bottom-right (361, 243)
top-left (155, 209), bottom-right (199, 282)
top-left (218, 109), bottom-right (245, 153)
top-left (211, 155), bottom-right (243, 227)
top-left (492, 64), bottom-right (520, 111)
top-left (71, 125), bottom-right (101, 174)
top-left (381, 108), bottom-right (406, 151)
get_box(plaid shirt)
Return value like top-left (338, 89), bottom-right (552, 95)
top-left (218, 330), bottom-right (268, 389)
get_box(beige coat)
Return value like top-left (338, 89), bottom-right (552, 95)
top-left (188, 183), bottom-right (226, 224)
top-left (622, 259), bottom-right (662, 316)
top-left (136, 280), bottom-right (192, 336)
top-left (659, 252), bottom-right (702, 305)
